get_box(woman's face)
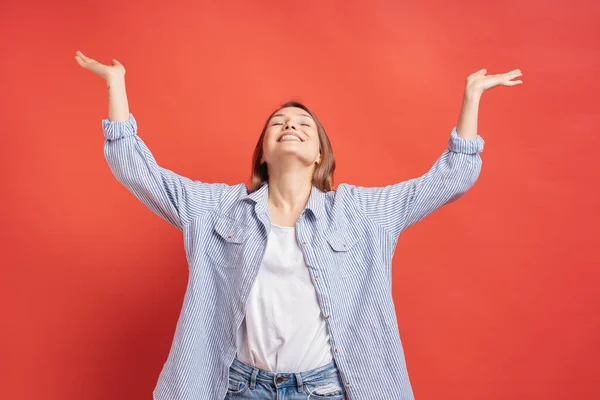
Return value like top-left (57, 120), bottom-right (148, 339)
top-left (262, 106), bottom-right (321, 167)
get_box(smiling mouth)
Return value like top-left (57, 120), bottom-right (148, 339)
top-left (277, 130), bottom-right (304, 142)
top-left (278, 134), bottom-right (303, 142)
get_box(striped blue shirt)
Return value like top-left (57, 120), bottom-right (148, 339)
top-left (102, 113), bottom-right (484, 399)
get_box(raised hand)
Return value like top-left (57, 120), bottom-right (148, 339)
top-left (465, 68), bottom-right (523, 98)
top-left (74, 50), bottom-right (126, 82)
top-left (456, 68), bottom-right (523, 139)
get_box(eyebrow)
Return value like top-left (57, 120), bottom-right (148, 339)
top-left (271, 113), bottom-right (313, 119)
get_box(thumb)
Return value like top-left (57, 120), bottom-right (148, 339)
top-left (112, 58), bottom-right (122, 65)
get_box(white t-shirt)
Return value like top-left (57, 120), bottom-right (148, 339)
top-left (235, 223), bottom-right (334, 373)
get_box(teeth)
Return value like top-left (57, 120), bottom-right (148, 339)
top-left (280, 135), bottom-right (301, 142)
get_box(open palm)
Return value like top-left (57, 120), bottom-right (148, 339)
top-left (74, 50), bottom-right (126, 81)
top-left (466, 68), bottom-right (523, 96)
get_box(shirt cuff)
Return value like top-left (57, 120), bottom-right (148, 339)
top-left (448, 126), bottom-right (485, 154)
top-left (102, 113), bottom-right (137, 140)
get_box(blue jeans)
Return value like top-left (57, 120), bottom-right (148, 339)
top-left (226, 356), bottom-right (347, 399)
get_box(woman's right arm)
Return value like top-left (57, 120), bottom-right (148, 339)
top-left (76, 51), bottom-right (228, 230)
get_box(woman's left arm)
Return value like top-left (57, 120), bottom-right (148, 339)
top-left (348, 68), bottom-right (523, 245)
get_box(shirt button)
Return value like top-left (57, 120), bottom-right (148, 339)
top-left (324, 313), bottom-right (330, 318)
top-left (314, 276), bottom-right (319, 281)
top-left (346, 382), bottom-right (351, 387)
top-left (227, 234), bottom-right (232, 239)
top-left (335, 348), bottom-right (339, 353)
top-left (302, 241), bottom-right (307, 246)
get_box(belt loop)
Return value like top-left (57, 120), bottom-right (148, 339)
top-left (249, 367), bottom-right (259, 390)
top-left (295, 372), bottom-right (303, 392)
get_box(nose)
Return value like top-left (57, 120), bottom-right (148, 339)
top-left (284, 122), bottom-right (297, 130)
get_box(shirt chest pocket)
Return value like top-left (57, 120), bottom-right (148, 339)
top-left (325, 227), bottom-right (368, 278)
top-left (204, 215), bottom-right (250, 269)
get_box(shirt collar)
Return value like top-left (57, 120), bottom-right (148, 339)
top-left (243, 182), bottom-right (325, 220)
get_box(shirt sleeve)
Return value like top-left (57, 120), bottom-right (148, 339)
top-left (347, 126), bottom-right (485, 245)
top-left (102, 113), bottom-right (228, 231)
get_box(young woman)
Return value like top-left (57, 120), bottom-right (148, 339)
top-left (75, 50), bottom-right (522, 400)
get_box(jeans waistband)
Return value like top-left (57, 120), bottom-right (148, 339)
top-left (229, 356), bottom-right (339, 389)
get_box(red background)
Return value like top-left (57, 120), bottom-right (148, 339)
top-left (2, 0), bottom-right (599, 399)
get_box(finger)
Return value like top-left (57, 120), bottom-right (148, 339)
top-left (75, 54), bottom-right (97, 68)
top-left (75, 57), bottom-right (89, 68)
top-left (74, 54), bottom-right (90, 66)
top-left (502, 72), bottom-right (520, 81)
top-left (505, 73), bottom-right (522, 81)
top-left (78, 52), bottom-right (95, 64)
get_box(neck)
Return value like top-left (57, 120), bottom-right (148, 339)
top-left (267, 175), bottom-right (312, 215)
